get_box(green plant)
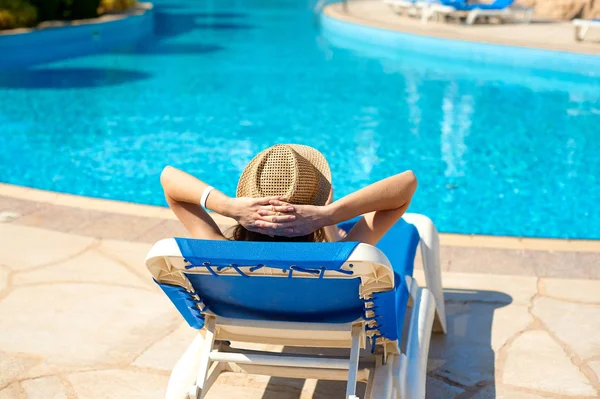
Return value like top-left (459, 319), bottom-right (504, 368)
top-left (0, 0), bottom-right (38, 30)
top-left (69, 0), bottom-right (101, 19)
top-left (30, 0), bottom-right (100, 22)
top-left (0, 0), bottom-right (134, 30)
top-left (29, 0), bottom-right (61, 21)
top-left (98, 0), bottom-right (136, 13)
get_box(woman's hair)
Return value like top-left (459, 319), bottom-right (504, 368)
top-left (230, 224), bottom-right (327, 243)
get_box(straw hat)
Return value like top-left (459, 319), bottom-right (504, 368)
top-left (236, 144), bottom-right (332, 206)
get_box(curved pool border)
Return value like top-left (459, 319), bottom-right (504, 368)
top-left (321, 4), bottom-right (600, 76)
top-left (0, 3), bottom-right (154, 69)
top-left (1, 183), bottom-right (599, 251)
top-left (322, 1), bottom-right (600, 57)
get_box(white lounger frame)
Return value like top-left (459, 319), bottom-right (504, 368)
top-left (146, 214), bottom-right (446, 399)
top-left (573, 19), bottom-right (600, 41)
top-left (384, 0), bottom-right (436, 19)
top-left (422, 3), bottom-right (533, 25)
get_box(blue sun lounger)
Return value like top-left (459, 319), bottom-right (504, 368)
top-left (440, 0), bottom-right (514, 11)
top-left (146, 213), bottom-right (447, 399)
top-left (423, 0), bottom-right (533, 24)
top-left (573, 19), bottom-right (600, 41)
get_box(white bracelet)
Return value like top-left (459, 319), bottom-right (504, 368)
top-left (200, 186), bottom-right (214, 209)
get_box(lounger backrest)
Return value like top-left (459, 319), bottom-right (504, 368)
top-left (146, 219), bottom-right (421, 343)
top-left (147, 240), bottom-right (394, 322)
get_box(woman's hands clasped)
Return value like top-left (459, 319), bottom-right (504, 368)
top-left (254, 199), bottom-right (330, 237)
top-left (228, 197), bottom-right (330, 237)
top-left (226, 196), bottom-right (293, 235)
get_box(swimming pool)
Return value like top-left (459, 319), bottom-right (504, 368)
top-left (1, 0), bottom-right (599, 239)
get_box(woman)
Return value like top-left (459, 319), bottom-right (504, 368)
top-left (161, 144), bottom-right (417, 246)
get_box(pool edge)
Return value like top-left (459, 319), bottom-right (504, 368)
top-left (0, 2), bottom-right (155, 69)
top-left (1, 183), bottom-right (598, 252)
top-left (322, 1), bottom-right (600, 56)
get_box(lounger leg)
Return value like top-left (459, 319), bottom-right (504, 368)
top-left (389, 354), bottom-right (404, 399)
top-left (575, 25), bottom-right (589, 42)
top-left (421, 7), bottom-right (432, 23)
top-left (366, 348), bottom-right (406, 398)
top-left (396, 354), bottom-right (408, 399)
top-left (191, 316), bottom-right (216, 399)
top-left (364, 366), bottom-right (376, 399)
top-left (203, 361), bottom-right (229, 394)
top-left (402, 214), bottom-right (447, 333)
top-left (369, 356), bottom-right (394, 399)
top-left (165, 333), bottom-right (205, 399)
top-left (346, 323), bottom-right (362, 398)
top-left (405, 284), bottom-right (435, 399)
top-left (466, 10), bottom-right (478, 25)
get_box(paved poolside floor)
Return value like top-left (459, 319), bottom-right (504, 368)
top-left (2, 3), bottom-right (600, 398)
top-left (325, 0), bottom-right (600, 55)
top-left (1, 186), bottom-right (599, 399)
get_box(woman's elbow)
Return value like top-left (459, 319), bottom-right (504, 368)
top-left (160, 166), bottom-right (175, 189)
top-left (405, 170), bottom-right (418, 192)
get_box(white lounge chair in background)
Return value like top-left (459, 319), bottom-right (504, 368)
top-left (422, 0), bottom-right (533, 24)
top-left (146, 214), bottom-right (447, 399)
top-left (384, 0), bottom-right (437, 19)
top-left (573, 19), bottom-right (600, 41)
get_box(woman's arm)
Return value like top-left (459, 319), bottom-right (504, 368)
top-left (161, 166), bottom-right (295, 239)
top-left (161, 166), bottom-right (230, 239)
top-left (326, 171), bottom-right (417, 226)
top-left (255, 170), bottom-right (418, 245)
top-left (329, 170), bottom-right (417, 245)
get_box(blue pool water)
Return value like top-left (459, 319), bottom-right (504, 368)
top-left (1, 0), bottom-right (599, 238)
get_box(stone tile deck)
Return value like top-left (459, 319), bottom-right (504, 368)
top-left (2, 6), bottom-right (599, 399)
top-left (1, 188), bottom-right (599, 398)
top-left (1, 190), bottom-right (599, 278)
top-left (324, 1), bottom-right (600, 55)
